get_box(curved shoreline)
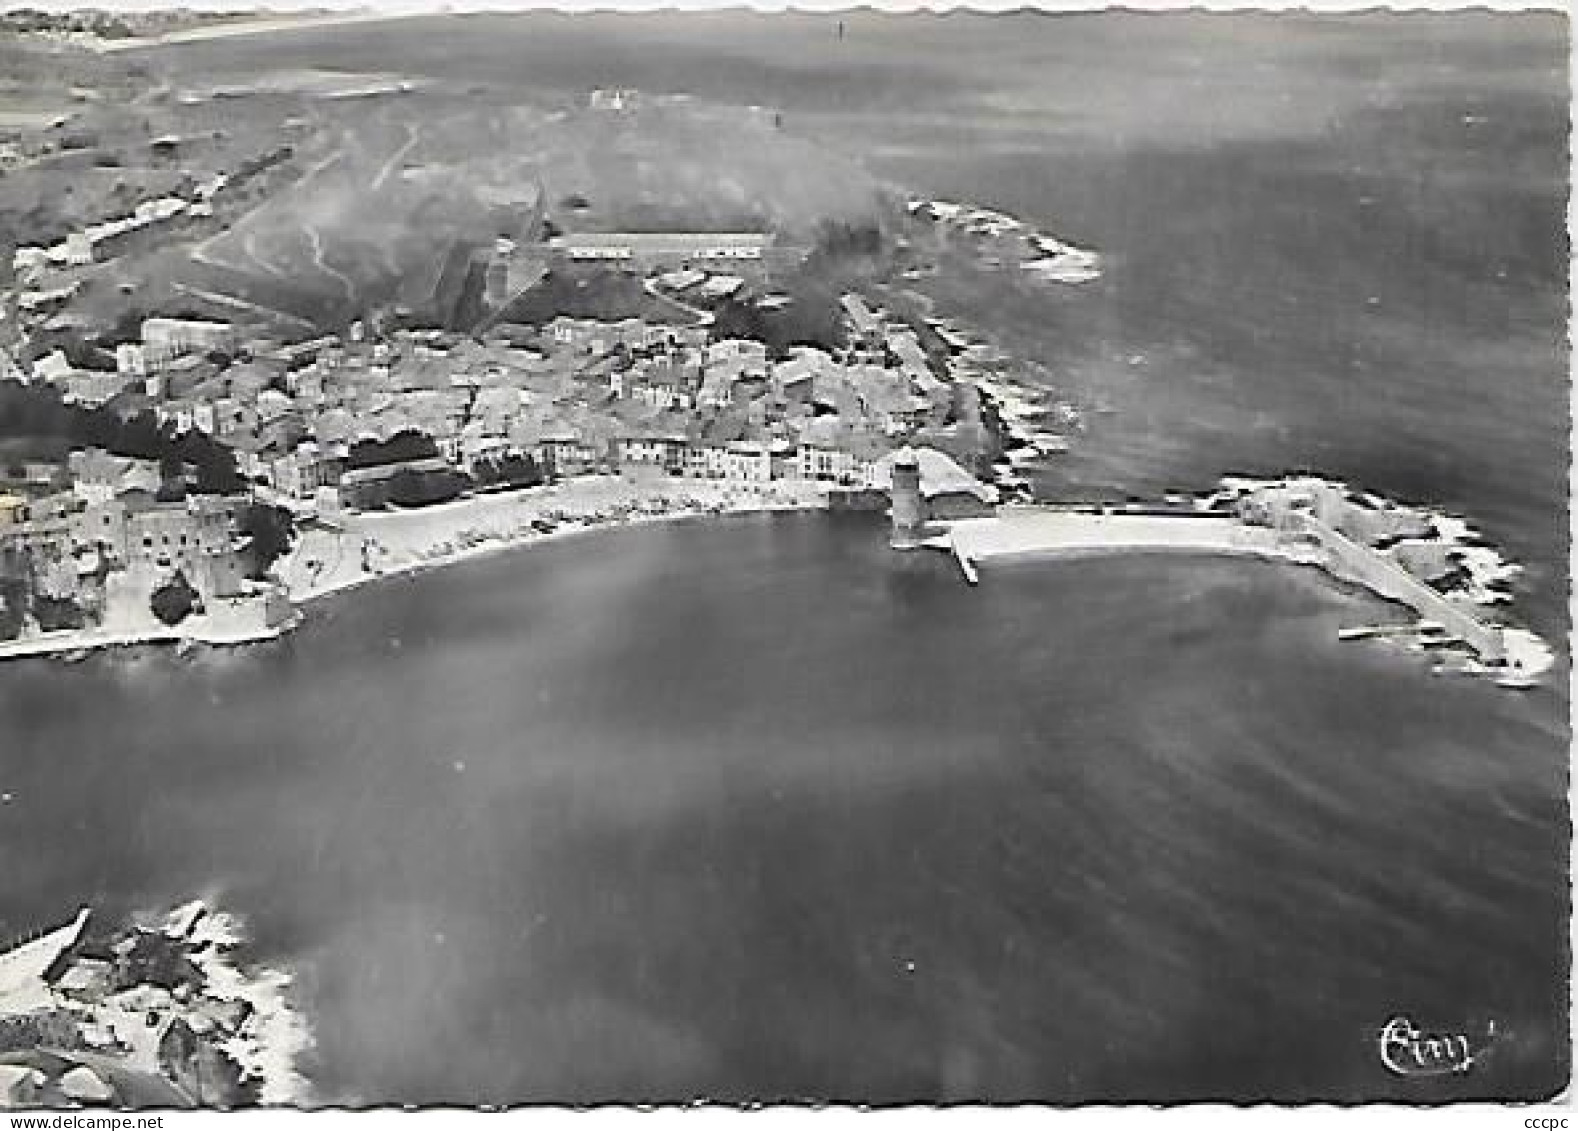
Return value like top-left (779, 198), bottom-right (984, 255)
top-left (939, 502), bottom-right (1554, 685)
top-left (3, 475), bottom-right (1553, 689)
top-left (291, 496), bottom-right (818, 613)
top-left (0, 478), bottom-right (829, 664)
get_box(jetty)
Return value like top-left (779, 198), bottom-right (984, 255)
top-left (936, 506), bottom-right (1292, 581)
top-left (897, 497), bottom-right (1540, 679)
top-left (0, 907), bottom-right (90, 1015)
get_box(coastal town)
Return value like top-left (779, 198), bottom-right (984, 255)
top-left (0, 245), bottom-right (1041, 655)
top-left (0, 57), bottom-right (1554, 690)
top-left (0, 56), bottom-right (1093, 660)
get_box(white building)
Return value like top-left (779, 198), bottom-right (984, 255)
top-left (589, 88), bottom-right (640, 111)
top-left (59, 369), bottom-right (132, 408)
top-left (61, 232), bottom-right (93, 266)
top-left (115, 342), bottom-right (147, 378)
top-left (30, 350), bottom-right (71, 384)
top-left (11, 247), bottom-right (48, 278)
top-left (549, 232), bottom-right (776, 269)
top-left (797, 444), bottom-right (871, 484)
top-left (618, 436), bottom-right (687, 473)
top-left (142, 317), bottom-right (238, 364)
top-left (719, 442), bottom-right (774, 483)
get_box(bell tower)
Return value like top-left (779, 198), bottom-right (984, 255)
top-left (889, 448), bottom-right (925, 550)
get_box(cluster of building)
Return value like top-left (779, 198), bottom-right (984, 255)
top-left (0, 266), bottom-right (1009, 645)
top-left (4, 137), bottom-right (292, 343)
top-left (12, 273), bottom-right (997, 513)
top-left (11, 191), bottom-right (214, 278)
top-left (19, 316), bottom-right (244, 411)
top-left (0, 447), bottom-right (283, 642)
top-left (0, 145), bottom-right (1018, 640)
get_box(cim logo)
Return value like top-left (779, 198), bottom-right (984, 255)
top-left (1377, 1015), bottom-right (1500, 1077)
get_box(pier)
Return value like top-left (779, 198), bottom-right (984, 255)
top-left (937, 506), bottom-right (1293, 580)
top-left (918, 504), bottom-right (1523, 671)
top-left (0, 907), bottom-right (90, 1014)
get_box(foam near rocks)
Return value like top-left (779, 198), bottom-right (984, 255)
top-left (906, 197), bottom-right (1103, 285)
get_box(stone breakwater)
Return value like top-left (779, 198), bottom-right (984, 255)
top-left (932, 475), bottom-right (1554, 687)
top-left (1207, 475), bottom-right (1553, 678)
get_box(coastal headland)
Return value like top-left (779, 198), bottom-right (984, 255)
top-left (0, 902), bottom-right (308, 1107)
top-left (921, 488), bottom-right (1553, 686)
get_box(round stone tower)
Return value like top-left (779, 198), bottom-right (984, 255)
top-left (889, 447), bottom-right (925, 550)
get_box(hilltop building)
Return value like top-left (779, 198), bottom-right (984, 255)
top-left (588, 88), bottom-right (640, 112)
top-left (547, 232), bottom-right (806, 278)
top-left (142, 317), bottom-right (236, 355)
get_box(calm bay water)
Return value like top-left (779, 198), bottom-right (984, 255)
top-left (1, 514), bottom-right (1567, 1102)
top-left (1, 11), bottom-right (1567, 1103)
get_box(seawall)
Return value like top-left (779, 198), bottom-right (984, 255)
top-left (936, 505), bottom-right (1512, 666)
top-left (1293, 512), bottom-right (1506, 662)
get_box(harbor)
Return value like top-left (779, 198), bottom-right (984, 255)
top-left (884, 459), bottom-right (1552, 685)
top-left (932, 507), bottom-right (1295, 584)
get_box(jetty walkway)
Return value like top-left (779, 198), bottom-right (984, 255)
top-left (935, 506), bottom-right (1292, 583)
top-left (929, 504), bottom-right (1520, 669)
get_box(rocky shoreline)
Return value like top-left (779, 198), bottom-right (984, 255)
top-left (0, 902), bottom-right (310, 1108)
top-left (1206, 475), bottom-right (1555, 685)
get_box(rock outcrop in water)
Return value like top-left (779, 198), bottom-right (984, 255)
top-left (904, 197), bottom-right (1101, 284)
top-left (0, 902), bottom-right (310, 1108)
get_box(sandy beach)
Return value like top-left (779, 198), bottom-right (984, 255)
top-left (276, 474), bottom-right (831, 607)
